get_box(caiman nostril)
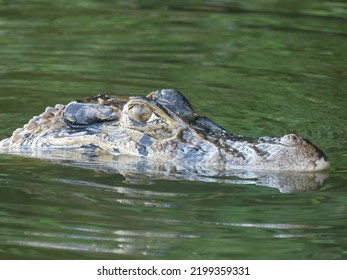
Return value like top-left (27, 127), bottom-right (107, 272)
top-left (290, 134), bottom-right (297, 141)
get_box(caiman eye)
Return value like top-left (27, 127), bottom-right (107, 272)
top-left (128, 104), bottom-right (154, 123)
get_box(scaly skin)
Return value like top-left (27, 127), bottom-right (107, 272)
top-left (0, 89), bottom-right (329, 171)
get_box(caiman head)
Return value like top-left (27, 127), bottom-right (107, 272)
top-left (0, 89), bottom-right (329, 171)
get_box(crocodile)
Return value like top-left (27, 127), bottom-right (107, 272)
top-left (0, 89), bottom-right (329, 172)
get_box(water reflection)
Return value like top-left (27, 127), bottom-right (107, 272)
top-left (4, 216), bottom-right (315, 258)
top-left (4, 208), bottom-right (316, 259)
top-left (0, 151), bottom-right (340, 259)
top-left (3, 150), bottom-right (329, 193)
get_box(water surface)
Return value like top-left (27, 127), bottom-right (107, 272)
top-left (0, 0), bottom-right (346, 259)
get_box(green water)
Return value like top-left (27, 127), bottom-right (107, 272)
top-left (0, 0), bottom-right (346, 259)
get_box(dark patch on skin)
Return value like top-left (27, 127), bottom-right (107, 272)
top-left (138, 145), bottom-right (149, 156)
top-left (230, 148), bottom-right (246, 159)
top-left (177, 129), bottom-right (193, 143)
top-left (304, 138), bottom-right (328, 161)
top-left (80, 144), bottom-right (99, 154)
top-left (140, 134), bottom-right (152, 147)
top-left (251, 146), bottom-right (270, 157)
top-left (138, 134), bottom-right (152, 156)
top-left (64, 125), bottom-right (101, 135)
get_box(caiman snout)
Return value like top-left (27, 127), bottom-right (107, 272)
top-left (280, 134), bottom-right (329, 171)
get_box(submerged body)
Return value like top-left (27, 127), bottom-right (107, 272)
top-left (0, 89), bottom-right (329, 171)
